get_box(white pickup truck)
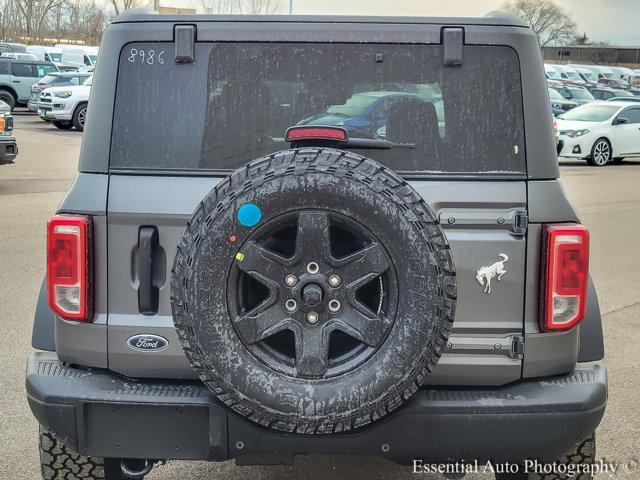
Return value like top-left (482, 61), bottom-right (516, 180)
top-left (37, 75), bottom-right (91, 131)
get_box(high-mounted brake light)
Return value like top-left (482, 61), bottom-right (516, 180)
top-left (285, 126), bottom-right (348, 142)
top-left (47, 214), bottom-right (93, 321)
top-left (540, 224), bottom-right (589, 332)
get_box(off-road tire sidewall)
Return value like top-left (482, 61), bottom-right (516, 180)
top-left (171, 148), bottom-right (456, 434)
top-left (39, 427), bottom-right (106, 480)
top-left (39, 427), bottom-right (130, 480)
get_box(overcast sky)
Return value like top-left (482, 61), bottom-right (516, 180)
top-left (173, 0), bottom-right (640, 46)
top-left (291, 0), bottom-right (639, 45)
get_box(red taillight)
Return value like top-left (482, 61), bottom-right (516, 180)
top-left (285, 126), bottom-right (348, 142)
top-left (47, 214), bottom-right (92, 321)
top-left (540, 224), bottom-right (589, 332)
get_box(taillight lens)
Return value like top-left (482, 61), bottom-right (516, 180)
top-left (47, 214), bottom-right (93, 321)
top-left (540, 224), bottom-right (589, 332)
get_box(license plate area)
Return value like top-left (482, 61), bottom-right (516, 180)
top-left (79, 403), bottom-right (212, 460)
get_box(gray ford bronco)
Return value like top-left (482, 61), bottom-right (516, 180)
top-left (26, 9), bottom-right (607, 480)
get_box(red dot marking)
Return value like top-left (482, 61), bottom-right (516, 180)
top-left (229, 235), bottom-right (237, 242)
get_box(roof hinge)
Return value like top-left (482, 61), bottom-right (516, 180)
top-left (511, 335), bottom-right (525, 360)
top-left (513, 209), bottom-right (528, 235)
top-left (442, 27), bottom-right (464, 67)
top-left (174, 25), bottom-right (196, 64)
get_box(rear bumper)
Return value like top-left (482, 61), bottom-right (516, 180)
top-left (0, 135), bottom-right (17, 165)
top-left (26, 352), bottom-right (607, 465)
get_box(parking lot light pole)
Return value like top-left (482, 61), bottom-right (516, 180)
top-left (289, 0), bottom-right (293, 14)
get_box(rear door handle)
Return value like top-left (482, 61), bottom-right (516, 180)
top-left (12, 80), bottom-right (19, 83)
top-left (138, 226), bottom-right (160, 315)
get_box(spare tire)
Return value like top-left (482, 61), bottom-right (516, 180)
top-left (171, 148), bottom-right (456, 434)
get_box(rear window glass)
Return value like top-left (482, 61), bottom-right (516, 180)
top-left (111, 43), bottom-right (525, 175)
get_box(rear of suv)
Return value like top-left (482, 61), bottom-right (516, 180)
top-left (27, 10), bottom-right (607, 480)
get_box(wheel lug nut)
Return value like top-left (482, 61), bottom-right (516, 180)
top-left (328, 300), bottom-right (341, 313)
top-left (328, 275), bottom-right (341, 287)
top-left (306, 311), bottom-right (319, 324)
top-left (284, 274), bottom-right (298, 287)
top-left (306, 262), bottom-right (320, 275)
top-left (285, 299), bottom-right (297, 312)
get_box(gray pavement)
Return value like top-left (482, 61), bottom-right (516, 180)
top-left (1, 113), bottom-right (638, 479)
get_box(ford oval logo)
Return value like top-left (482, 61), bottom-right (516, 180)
top-left (127, 334), bottom-right (169, 352)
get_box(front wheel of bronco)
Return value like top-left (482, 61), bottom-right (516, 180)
top-left (494, 434), bottom-right (596, 480)
top-left (39, 427), bottom-right (144, 480)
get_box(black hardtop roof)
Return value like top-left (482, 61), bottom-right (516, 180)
top-left (113, 8), bottom-right (526, 28)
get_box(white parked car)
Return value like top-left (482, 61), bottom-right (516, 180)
top-left (557, 101), bottom-right (640, 166)
top-left (37, 75), bottom-right (91, 131)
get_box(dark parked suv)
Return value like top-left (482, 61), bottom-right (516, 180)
top-left (27, 10), bottom-right (607, 480)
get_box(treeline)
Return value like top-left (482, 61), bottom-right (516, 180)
top-left (0, 0), bottom-right (283, 46)
top-left (0, 0), bottom-right (146, 46)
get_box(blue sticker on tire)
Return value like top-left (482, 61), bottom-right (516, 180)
top-left (237, 203), bottom-right (262, 227)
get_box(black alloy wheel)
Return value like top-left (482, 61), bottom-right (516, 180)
top-left (227, 210), bottom-right (398, 378)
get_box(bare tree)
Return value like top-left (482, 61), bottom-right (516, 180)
top-left (239, 0), bottom-right (280, 14)
top-left (11, 0), bottom-right (69, 42)
top-left (200, 0), bottom-right (280, 14)
top-left (110, 0), bottom-right (147, 17)
top-left (0, 0), bottom-right (108, 45)
top-left (502, 0), bottom-right (577, 47)
top-left (201, 0), bottom-right (236, 14)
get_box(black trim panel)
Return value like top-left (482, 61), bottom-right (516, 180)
top-left (578, 276), bottom-right (605, 362)
top-left (31, 278), bottom-right (55, 352)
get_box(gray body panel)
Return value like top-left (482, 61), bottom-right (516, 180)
top-left (31, 15), bottom-right (599, 388)
top-left (106, 175), bottom-right (526, 384)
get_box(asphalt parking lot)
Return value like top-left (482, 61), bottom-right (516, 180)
top-left (1, 112), bottom-right (639, 480)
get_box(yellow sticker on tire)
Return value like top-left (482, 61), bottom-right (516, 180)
top-left (235, 252), bottom-right (244, 261)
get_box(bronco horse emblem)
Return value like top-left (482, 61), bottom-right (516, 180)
top-left (475, 254), bottom-right (508, 294)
